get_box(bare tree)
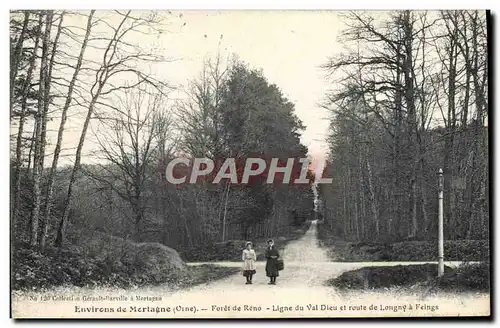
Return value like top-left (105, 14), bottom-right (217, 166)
top-left (54, 10), bottom-right (170, 247)
top-left (39, 10), bottom-right (95, 248)
top-left (177, 54), bottom-right (230, 159)
top-left (11, 12), bottom-right (42, 222)
top-left (10, 11), bottom-right (30, 117)
top-left (30, 10), bottom-right (54, 246)
top-left (320, 10), bottom-right (488, 242)
top-left (88, 87), bottom-right (172, 237)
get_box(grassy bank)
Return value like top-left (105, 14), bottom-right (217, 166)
top-left (11, 235), bottom-right (239, 292)
top-left (317, 221), bottom-right (489, 262)
top-left (326, 262), bottom-right (490, 293)
top-left (178, 221), bottom-right (311, 262)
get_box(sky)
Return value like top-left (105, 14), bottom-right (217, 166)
top-left (152, 10), bottom-right (344, 172)
top-left (13, 10), bottom-right (346, 175)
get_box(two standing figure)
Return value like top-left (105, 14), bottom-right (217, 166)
top-left (241, 239), bottom-right (281, 285)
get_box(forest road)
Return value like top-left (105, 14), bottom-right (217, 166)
top-left (12, 220), bottom-right (490, 318)
top-left (170, 220), bottom-right (490, 318)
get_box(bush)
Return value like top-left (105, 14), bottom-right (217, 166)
top-left (319, 238), bottom-right (489, 262)
top-left (316, 221), bottom-right (490, 262)
top-left (327, 264), bottom-right (454, 290)
top-left (65, 227), bottom-right (186, 269)
top-left (435, 262), bottom-right (490, 292)
top-left (326, 262), bottom-right (490, 293)
top-left (11, 232), bottom-right (189, 291)
top-left (388, 240), bottom-right (490, 262)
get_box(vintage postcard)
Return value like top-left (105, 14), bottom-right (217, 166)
top-left (10, 9), bottom-right (490, 319)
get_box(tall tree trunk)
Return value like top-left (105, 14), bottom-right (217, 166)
top-left (348, 166), bottom-right (359, 241)
top-left (30, 11), bottom-right (53, 246)
top-left (179, 197), bottom-right (193, 247)
top-left (392, 32), bottom-right (403, 239)
top-left (221, 181), bottom-right (230, 242)
top-left (54, 95), bottom-right (99, 247)
top-left (385, 187), bottom-right (392, 236)
top-left (37, 11), bottom-right (64, 247)
top-left (419, 169), bottom-right (429, 238)
top-left (39, 13), bottom-right (63, 169)
top-left (402, 11), bottom-right (418, 238)
top-left (12, 14), bottom-right (42, 223)
top-left (343, 175), bottom-right (349, 239)
top-left (55, 11), bottom-right (131, 247)
top-left (468, 11), bottom-right (487, 239)
top-left (366, 157), bottom-right (379, 238)
top-left (10, 11), bottom-right (30, 116)
top-left (357, 156), bottom-right (366, 240)
top-left (445, 29), bottom-right (458, 238)
top-left (40, 11), bottom-right (94, 248)
top-left (353, 196), bottom-right (360, 241)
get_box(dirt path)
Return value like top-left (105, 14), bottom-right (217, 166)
top-left (12, 220), bottom-right (490, 318)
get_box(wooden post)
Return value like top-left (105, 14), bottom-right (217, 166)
top-left (438, 168), bottom-right (444, 277)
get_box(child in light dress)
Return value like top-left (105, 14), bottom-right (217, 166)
top-left (242, 241), bottom-right (256, 284)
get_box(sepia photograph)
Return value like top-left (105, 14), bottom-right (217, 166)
top-left (8, 7), bottom-right (490, 319)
